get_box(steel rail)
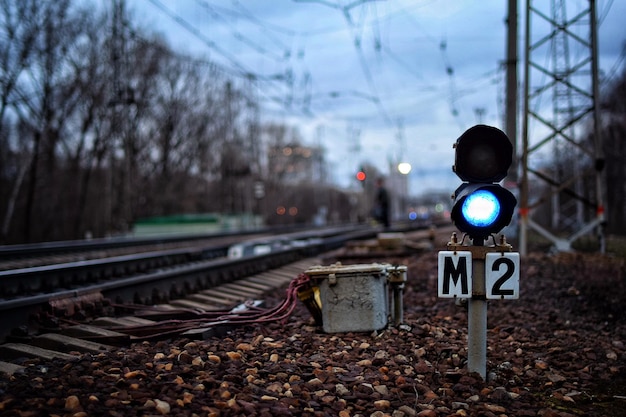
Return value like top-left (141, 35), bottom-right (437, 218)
top-left (0, 225), bottom-right (380, 342)
top-left (0, 223), bottom-right (317, 261)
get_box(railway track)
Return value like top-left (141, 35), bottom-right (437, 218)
top-left (0, 224), bottom-right (440, 376)
top-left (0, 227), bottom-right (311, 271)
top-left (0, 226), bottom-right (376, 335)
top-left (0, 224), bottom-right (438, 373)
top-left (0, 257), bottom-right (319, 376)
top-left (0, 224), bottom-right (315, 263)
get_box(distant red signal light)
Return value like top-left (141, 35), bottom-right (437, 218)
top-left (356, 171), bottom-right (366, 181)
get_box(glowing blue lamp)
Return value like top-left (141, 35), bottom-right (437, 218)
top-left (462, 189), bottom-right (500, 228)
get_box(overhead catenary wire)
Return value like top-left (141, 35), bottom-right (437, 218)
top-left (194, 0), bottom-right (287, 62)
top-left (293, 0), bottom-right (394, 126)
top-left (439, 38), bottom-right (465, 130)
top-left (144, 0), bottom-right (315, 118)
top-left (146, 0), bottom-right (250, 77)
top-left (144, 0), bottom-right (496, 132)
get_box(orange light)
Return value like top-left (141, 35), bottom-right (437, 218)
top-left (356, 171), bottom-right (366, 181)
top-left (276, 206), bottom-right (286, 215)
top-left (289, 207), bottom-right (298, 216)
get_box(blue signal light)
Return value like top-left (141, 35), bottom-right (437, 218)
top-left (450, 184), bottom-right (516, 240)
top-left (461, 189), bottom-right (500, 227)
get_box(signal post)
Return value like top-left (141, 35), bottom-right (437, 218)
top-left (437, 125), bottom-right (520, 380)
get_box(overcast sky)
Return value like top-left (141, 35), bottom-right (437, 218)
top-left (129, 0), bottom-right (626, 196)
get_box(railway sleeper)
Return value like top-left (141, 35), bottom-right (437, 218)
top-left (0, 361), bottom-right (25, 376)
top-left (217, 284), bottom-right (264, 298)
top-left (91, 316), bottom-right (156, 329)
top-left (188, 292), bottom-right (241, 306)
top-left (169, 298), bottom-right (226, 311)
top-left (60, 324), bottom-right (131, 346)
top-left (0, 343), bottom-right (79, 362)
top-left (31, 333), bottom-right (114, 354)
top-left (133, 305), bottom-right (211, 321)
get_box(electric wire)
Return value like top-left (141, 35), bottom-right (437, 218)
top-left (293, 0), bottom-right (394, 126)
top-left (146, 0), bottom-right (251, 77)
top-left (99, 273), bottom-right (314, 339)
top-left (194, 0), bottom-right (286, 62)
top-left (144, 0), bottom-right (315, 118)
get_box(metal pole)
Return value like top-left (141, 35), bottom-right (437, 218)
top-left (590, 0), bottom-right (606, 254)
top-left (505, 0), bottom-right (518, 178)
top-left (504, 0), bottom-right (520, 243)
top-left (519, 0), bottom-right (532, 256)
top-left (467, 250), bottom-right (487, 379)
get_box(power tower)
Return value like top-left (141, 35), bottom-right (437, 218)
top-left (520, 0), bottom-right (606, 254)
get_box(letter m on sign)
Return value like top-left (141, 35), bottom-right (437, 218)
top-left (437, 251), bottom-right (472, 298)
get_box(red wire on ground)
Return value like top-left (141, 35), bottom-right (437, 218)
top-left (106, 273), bottom-right (313, 339)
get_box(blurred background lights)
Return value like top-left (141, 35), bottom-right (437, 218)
top-left (397, 162), bottom-right (412, 175)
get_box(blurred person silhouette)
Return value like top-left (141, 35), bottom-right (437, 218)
top-left (373, 177), bottom-right (390, 229)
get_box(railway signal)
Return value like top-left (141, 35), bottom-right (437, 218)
top-left (356, 167), bottom-right (366, 182)
top-left (450, 125), bottom-right (517, 242)
top-left (438, 124), bottom-right (521, 380)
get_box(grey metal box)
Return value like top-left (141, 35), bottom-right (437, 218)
top-left (305, 263), bottom-right (389, 333)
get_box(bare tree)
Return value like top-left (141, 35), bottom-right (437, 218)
top-left (0, 0), bottom-right (340, 242)
top-left (60, 9), bottom-right (112, 238)
top-left (0, 0), bottom-right (40, 242)
top-left (4, 0), bottom-right (94, 241)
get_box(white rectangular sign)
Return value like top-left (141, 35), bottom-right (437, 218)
top-left (438, 251), bottom-right (472, 298)
top-left (485, 252), bottom-right (520, 299)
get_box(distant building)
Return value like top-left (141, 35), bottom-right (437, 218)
top-left (267, 143), bottom-right (327, 185)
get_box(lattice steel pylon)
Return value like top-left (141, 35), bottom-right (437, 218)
top-left (520, 0), bottom-right (606, 254)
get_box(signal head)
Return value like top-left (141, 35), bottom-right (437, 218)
top-left (450, 124), bottom-right (517, 241)
top-left (454, 124), bottom-right (513, 183)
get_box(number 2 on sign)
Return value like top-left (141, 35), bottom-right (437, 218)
top-left (485, 252), bottom-right (520, 299)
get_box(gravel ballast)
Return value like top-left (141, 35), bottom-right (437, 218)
top-left (1, 245), bottom-right (625, 417)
